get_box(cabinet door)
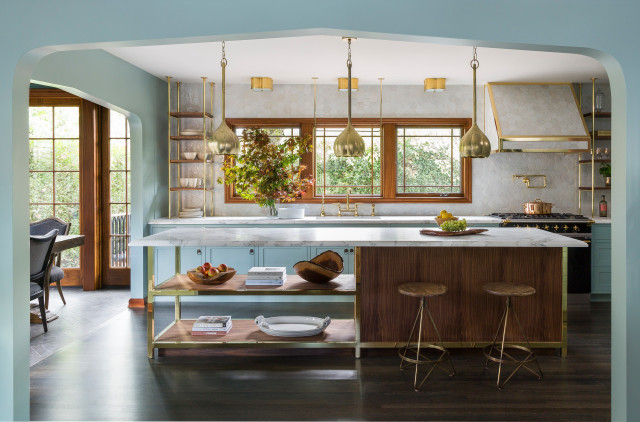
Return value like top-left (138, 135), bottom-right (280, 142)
top-left (180, 247), bottom-right (204, 272)
top-left (259, 247), bottom-right (309, 274)
top-left (207, 247), bottom-right (257, 274)
top-left (311, 247), bottom-right (352, 275)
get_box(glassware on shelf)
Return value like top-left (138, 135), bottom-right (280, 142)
top-left (595, 147), bottom-right (602, 159)
top-left (594, 88), bottom-right (605, 112)
top-left (599, 195), bottom-right (608, 217)
top-left (603, 148), bottom-right (610, 160)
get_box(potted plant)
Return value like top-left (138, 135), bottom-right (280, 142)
top-left (599, 162), bottom-right (611, 186)
top-left (217, 128), bottom-right (314, 216)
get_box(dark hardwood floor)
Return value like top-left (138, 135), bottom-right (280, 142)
top-left (30, 297), bottom-right (611, 421)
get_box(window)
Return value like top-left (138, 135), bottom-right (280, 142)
top-left (225, 118), bottom-right (471, 203)
top-left (29, 104), bottom-right (81, 267)
top-left (315, 126), bottom-right (381, 196)
top-left (396, 127), bottom-right (463, 195)
top-left (234, 126), bottom-right (300, 144)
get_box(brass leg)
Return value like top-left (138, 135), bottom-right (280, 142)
top-left (485, 302), bottom-right (509, 368)
top-left (414, 299), bottom-right (425, 390)
top-left (512, 305), bottom-right (543, 380)
top-left (425, 302), bottom-right (455, 377)
top-left (497, 297), bottom-right (510, 389)
top-left (399, 298), bottom-right (423, 370)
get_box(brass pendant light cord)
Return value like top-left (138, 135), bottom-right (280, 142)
top-left (221, 41), bottom-right (227, 121)
top-left (471, 46), bottom-right (479, 124)
top-left (347, 38), bottom-right (353, 124)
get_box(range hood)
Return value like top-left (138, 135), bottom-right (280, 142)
top-left (484, 82), bottom-right (590, 153)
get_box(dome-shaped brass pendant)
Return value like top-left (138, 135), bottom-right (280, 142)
top-left (334, 124), bottom-right (365, 157)
top-left (460, 123), bottom-right (491, 158)
top-left (209, 121), bottom-right (239, 155)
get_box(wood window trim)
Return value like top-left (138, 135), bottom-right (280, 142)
top-left (29, 88), bottom-right (99, 290)
top-left (224, 117), bottom-right (472, 204)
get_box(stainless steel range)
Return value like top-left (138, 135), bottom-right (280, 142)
top-left (489, 212), bottom-right (593, 294)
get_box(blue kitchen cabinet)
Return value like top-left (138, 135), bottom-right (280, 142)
top-left (151, 227), bottom-right (204, 283)
top-left (591, 224), bottom-right (611, 301)
top-left (311, 247), bottom-right (354, 274)
top-left (207, 247), bottom-right (257, 274)
top-left (259, 247), bottom-right (310, 274)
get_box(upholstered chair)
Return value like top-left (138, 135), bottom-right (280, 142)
top-left (30, 217), bottom-right (71, 308)
top-left (30, 229), bottom-right (58, 332)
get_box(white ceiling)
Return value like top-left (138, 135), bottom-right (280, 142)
top-left (105, 35), bottom-right (608, 86)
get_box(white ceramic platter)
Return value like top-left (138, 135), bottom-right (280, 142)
top-left (254, 315), bottom-right (331, 337)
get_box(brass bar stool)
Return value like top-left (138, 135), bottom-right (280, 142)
top-left (398, 282), bottom-right (455, 391)
top-left (483, 282), bottom-right (543, 389)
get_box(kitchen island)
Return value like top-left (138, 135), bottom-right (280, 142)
top-left (130, 226), bottom-right (586, 357)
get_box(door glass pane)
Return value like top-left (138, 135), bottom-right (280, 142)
top-left (30, 204), bottom-right (53, 223)
top-left (110, 111), bottom-right (126, 138)
top-left (30, 172), bottom-right (53, 203)
top-left (110, 204), bottom-right (127, 234)
top-left (55, 204), bottom-right (80, 268)
top-left (54, 139), bottom-right (79, 171)
top-left (29, 107), bottom-right (53, 138)
top-left (110, 139), bottom-right (127, 170)
top-left (54, 107), bottom-right (79, 138)
top-left (55, 171), bottom-right (80, 203)
top-left (110, 172), bottom-right (126, 203)
top-left (29, 139), bottom-right (53, 171)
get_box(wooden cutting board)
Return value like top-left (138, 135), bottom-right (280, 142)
top-left (419, 228), bottom-right (488, 236)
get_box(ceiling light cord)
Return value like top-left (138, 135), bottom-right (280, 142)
top-left (471, 46), bottom-right (479, 124)
top-left (347, 38), bottom-right (353, 124)
top-left (221, 41), bottom-right (227, 121)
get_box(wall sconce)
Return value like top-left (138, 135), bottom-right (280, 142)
top-left (250, 77), bottom-right (273, 91)
top-left (338, 77), bottom-right (359, 91)
top-left (424, 78), bottom-right (446, 92)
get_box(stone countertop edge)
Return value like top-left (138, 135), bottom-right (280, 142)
top-left (591, 217), bottom-right (612, 224)
top-left (130, 226), bottom-right (587, 248)
top-left (148, 215), bottom-right (502, 225)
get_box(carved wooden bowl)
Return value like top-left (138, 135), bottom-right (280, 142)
top-left (293, 250), bottom-right (343, 284)
top-left (187, 268), bottom-right (236, 285)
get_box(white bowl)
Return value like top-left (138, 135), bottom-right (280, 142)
top-left (179, 178), bottom-right (189, 187)
top-left (277, 206), bottom-right (305, 219)
top-left (183, 152), bottom-right (197, 160)
top-left (197, 152), bottom-right (209, 161)
top-left (189, 178), bottom-right (198, 188)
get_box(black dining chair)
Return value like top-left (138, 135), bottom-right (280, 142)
top-left (30, 229), bottom-right (58, 332)
top-left (30, 217), bottom-right (71, 308)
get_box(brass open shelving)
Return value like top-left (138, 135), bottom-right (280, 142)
top-left (578, 78), bottom-right (611, 217)
top-left (167, 77), bottom-right (215, 218)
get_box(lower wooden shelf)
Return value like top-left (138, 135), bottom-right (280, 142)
top-left (155, 319), bottom-right (356, 348)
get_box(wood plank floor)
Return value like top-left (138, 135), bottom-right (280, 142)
top-left (30, 296), bottom-right (611, 421)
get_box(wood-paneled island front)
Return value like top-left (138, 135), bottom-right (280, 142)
top-left (130, 226), bottom-right (586, 357)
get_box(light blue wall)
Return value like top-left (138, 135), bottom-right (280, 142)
top-left (1, 1), bottom-right (637, 420)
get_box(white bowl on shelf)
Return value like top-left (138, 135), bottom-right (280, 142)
top-left (179, 178), bottom-right (189, 187)
top-left (188, 178), bottom-right (199, 188)
top-left (179, 129), bottom-right (203, 136)
top-left (182, 152), bottom-right (197, 160)
top-left (197, 152), bottom-right (209, 161)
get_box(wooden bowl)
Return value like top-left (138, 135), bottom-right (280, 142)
top-left (434, 216), bottom-right (459, 226)
top-left (187, 268), bottom-right (236, 285)
top-left (294, 250), bottom-right (344, 284)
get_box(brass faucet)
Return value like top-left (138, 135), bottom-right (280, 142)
top-left (513, 174), bottom-right (547, 189)
top-left (334, 188), bottom-right (363, 216)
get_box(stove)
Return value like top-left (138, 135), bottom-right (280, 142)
top-left (489, 212), bottom-right (593, 293)
top-left (488, 212), bottom-right (592, 237)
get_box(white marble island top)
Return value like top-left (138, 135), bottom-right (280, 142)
top-left (148, 215), bottom-right (502, 226)
top-left (130, 227), bottom-right (586, 248)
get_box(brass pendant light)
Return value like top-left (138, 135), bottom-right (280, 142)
top-left (459, 46), bottom-right (491, 158)
top-left (210, 41), bottom-right (240, 155)
top-left (334, 37), bottom-right (365, 157)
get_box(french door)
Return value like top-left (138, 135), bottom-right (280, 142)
top-left (101, 108), bottom-right (131, 286)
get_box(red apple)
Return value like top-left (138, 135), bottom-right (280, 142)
top-left (207, 268), bottom-right (220, 277)
top-left (196, 266), bottom-right (203, 274)
top-left (217, 263), bottom-right (228, 272)
top-left (203, 262), bottom-right (212, 271)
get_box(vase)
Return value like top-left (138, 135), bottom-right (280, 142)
top-left (268, 204), bottom-right (278, 217)
top-left (605, 176), bottom-right (611, 186)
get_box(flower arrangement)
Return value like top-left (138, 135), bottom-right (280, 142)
top-left (217, 128), bottom-right (314, 216)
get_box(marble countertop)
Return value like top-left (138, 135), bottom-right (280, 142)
top-left (130, 227), bottom-right (587, 248)
top-left (148, 215), bottom-right (502, 225)
top-left (591, 217), bottom-right (612, 224)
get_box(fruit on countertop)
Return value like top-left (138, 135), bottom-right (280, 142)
top-left (441, 218), bottom-right (468, 232)
top-left (217, 263), bottom-right (229, 272)
top-left (438, 210), bottom-right (454, 219)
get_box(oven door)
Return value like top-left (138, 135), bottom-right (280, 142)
top-left (567, 237), bottom-right (591, 294)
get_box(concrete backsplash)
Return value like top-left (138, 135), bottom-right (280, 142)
top-left (176, 82), bottom-right (581, 216)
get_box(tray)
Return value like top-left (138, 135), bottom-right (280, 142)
top-left (419, 228), bottom-right (488, 236)
top-left (254, 315), bottom-right (331, 337)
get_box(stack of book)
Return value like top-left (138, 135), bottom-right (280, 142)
top-left (191, 315), bottom-right (232, 336)
top-left (246, 267), bottom-right (286, 286)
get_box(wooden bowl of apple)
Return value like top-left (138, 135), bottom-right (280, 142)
top-left (187, 262), bottom-right (236, 285)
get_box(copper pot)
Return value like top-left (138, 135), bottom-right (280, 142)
top-left (523, 199), bottom-right (554, 215)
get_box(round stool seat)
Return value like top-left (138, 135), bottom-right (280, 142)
top-left (483, 282), bottom-right (535, 297)
top-left (398, 282), bottom-right (447, 298)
